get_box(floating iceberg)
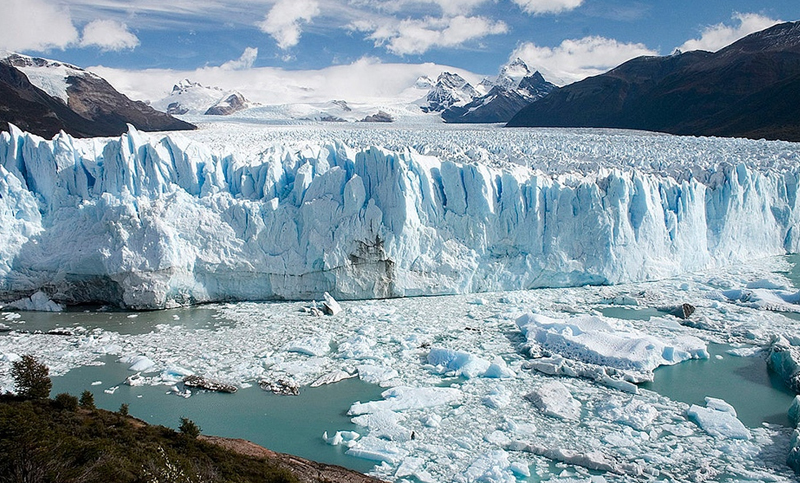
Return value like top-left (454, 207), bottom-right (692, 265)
top-left (687, 398), bottom-right (751, 440)
top-left (517, 313), bottom-right (708, 379)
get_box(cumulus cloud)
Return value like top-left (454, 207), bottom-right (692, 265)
top-left (0, 0), bottom-right (79, 51)
top-left (258, 0), bottom-right (320, 50)
top-left (511, 0), bottom-right (583, 15)
top-left (677, 12), bottom-right (782, 53)
top-left (80, 19), bottom-right (140, 51)
top-left (512, 36), bottom-right (657, 85)
top-left (220, 47), bottom-right (258, 70)
top-left (354, 15), bottom-right (508, 56)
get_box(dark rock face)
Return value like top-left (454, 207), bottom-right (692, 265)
top-left (166, 102), bottom-right (189, 115)
top-left (360, 110), bottom-right (393, 122)
top-left (204, 92), bottom-right (248, 115)
top-left (0, 54), bottom-right (194, 138)
top-left (507, 21), bottom-right (800, 142)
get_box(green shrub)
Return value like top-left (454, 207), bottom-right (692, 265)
top-left (79, 390), bottom-right (96, 410)
top-left (179, 417), bottom-right (201, 439)
top-left (11, 354), bottom-right (52, 399)
top-left (118, 403), bottom-right (129, 416)
top-left (54, 393), bottom-right (78, 411)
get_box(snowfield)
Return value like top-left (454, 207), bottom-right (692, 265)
top-left (1, 122), bottom-right (799, 309)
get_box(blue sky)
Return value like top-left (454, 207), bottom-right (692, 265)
top-left (1, 0), bottom-right (798, 96)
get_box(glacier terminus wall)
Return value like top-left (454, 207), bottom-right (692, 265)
top-left (1, 124), bottom-right (799, 309)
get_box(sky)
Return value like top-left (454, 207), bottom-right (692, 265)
top-left (1, 1), bottom-right (798, 103)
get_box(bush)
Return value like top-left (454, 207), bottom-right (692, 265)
top-left (179, 417), bottom-right (201, 439)
top-left (11, 354), bottom-right (52, 399)
top-left (79, 390), bottom-right (96, 410)
top-left (54, 393), bottom-right (79, 411)
top-left (119, 403), bottom-right (129, 416)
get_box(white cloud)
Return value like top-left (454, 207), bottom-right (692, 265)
top-left (0, 0), bottom-right (79, 51)
top-left (355, 15), bottom-right (508, 56)
top-left (511, 0), bottom-right (583, 15)
top-left (80, 19), bottom-right (140, 51)
top-left (220, 47), bottom-right (259, 70)
top-left (258, 0), bottom-right (320, 50)
top-left (677, 12), bottom-right (782, 53)
top-left (88, 56), bottom-right (483, 105)
top-left (512, 36), bottom-right (658, 85)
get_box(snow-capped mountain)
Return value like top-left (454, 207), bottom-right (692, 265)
top-left (441, 59), bottom-right (556, 123)
top-left (421, 72), bottom-right (481, 113)
top-left (0, 53), bottom-right (194, 138)
top-left (152, 79), bottom-right (253, 116)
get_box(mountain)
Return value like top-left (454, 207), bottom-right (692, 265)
top-left (507, 21), bottom-right (800, 142)
top-left (0, 53), bottom-right (194, 138)
top-left (442, 64), bottom-right (556, 123)
top-left (153, 79), bottom-right (253, 116)
top-left (420, 72), bottom-right (480, 113)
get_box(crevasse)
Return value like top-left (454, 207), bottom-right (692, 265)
top-left (1, 124), bottom-right (799, 309)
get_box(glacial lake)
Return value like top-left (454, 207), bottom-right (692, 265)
top-left (50, 356), bottom-right (386, 474)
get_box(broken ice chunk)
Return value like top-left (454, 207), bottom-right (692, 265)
top-left (525, 380), bottom-right (581, 421)
top-left (687, 398), bottom-right (750, 440)
top-left (356, 364), bottom-right (399, 385)
top-left (351, 410), bottom-right (411, 441)
top-left (310, 370), bottom-right (356, 387)
top-left (483, 385), bottom-right (511, 409)
top-left (455, 450), bottom-right (517, 483)
top-left (345, 436), bottom-right (407, 464)
top-left (123, 355), bottom-right (156, 372)
top-left (516, 313), bottom-right (707, 375)
top-left (284, 335), bottom-right (331, 356)
top-left (427, 347), bottom-right (490, 378)
top-left (595, 397), bottom-right (658, 431)
top-left (322, 292), bottom-right (342, 316)
top-left (483, 357), bottom-right (516, 379)
top-left (395, 457), bottom-right (435, 483)
top-left (8, 291), bottom-right (63, 312)
top-left (348, 386), bottom-right (462, 415)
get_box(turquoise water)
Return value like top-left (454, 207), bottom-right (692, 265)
top-left (641, 343), bottom-right (796, 427)
top-left (600, 306), bottom-right (670, 320)
top-left (602, 290), bottom-right (796, 428)
top-left (1, 305), bottom-right (229, 335)
top-left (50, 356), bottom-right (385, 473)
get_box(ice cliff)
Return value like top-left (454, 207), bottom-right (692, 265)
top-left (2, 124), bottom-right (800, 309)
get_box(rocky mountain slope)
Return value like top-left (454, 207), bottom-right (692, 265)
top-left (507, 21), bottom-right (800, 142)
top-left (0, 53), bottom-right (194, 138)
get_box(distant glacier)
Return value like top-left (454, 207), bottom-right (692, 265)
top-left (1, 123), bottom-right (799, 309)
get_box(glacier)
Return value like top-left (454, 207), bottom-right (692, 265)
top-left (1, 123), bottom-right (800, 308)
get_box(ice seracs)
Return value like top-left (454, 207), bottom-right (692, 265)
top-left (3, 125), bottom-right (800, 309)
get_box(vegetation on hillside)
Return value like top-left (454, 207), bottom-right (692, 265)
top-left (1, 355), bottom-right (297, 483)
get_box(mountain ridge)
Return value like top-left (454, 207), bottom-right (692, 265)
top-left (507, 21), bottom-right (800, 142)
top-left (0, 53), bottom-right (195, 138)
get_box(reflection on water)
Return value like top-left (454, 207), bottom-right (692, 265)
top-left (50, 356), bottom-right (386, 473)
